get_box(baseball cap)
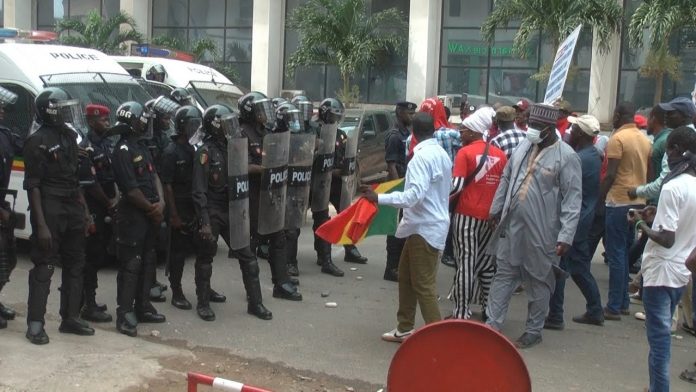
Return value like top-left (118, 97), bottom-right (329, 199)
top-left (495, 106), bottom-right (516, 122)
top-left (554, 99), bottom-right (572, 113)
top-left (568, 114), bottom-right (600, 136)
top-left (658, 97), bottom-right (696, 118)
top-left (85, 104), bottom-right (110, 118)
top-left (513, 99), bottom-right (530, 112)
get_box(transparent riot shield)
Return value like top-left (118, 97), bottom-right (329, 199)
top-left (310, 123), bottom-right (338, 212)
top-left (227, 136), bottom-right (250, 250)
top-left (285, 132), bottom-right (315, 230)
top-left (258, 131), bottom-right (290, 235)
top-left (339, 114), bottom-right (362, 210)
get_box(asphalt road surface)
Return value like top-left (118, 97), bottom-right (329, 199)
top-left (1, 219), bottom-right (696, 391)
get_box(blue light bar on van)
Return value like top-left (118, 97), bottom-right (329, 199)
top-left (131, 44), bottom-right (194, 62)
top-left (0, 28), bottom-right (57, 41)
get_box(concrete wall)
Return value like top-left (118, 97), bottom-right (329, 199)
top-left (405, 0), bottom-right (442, 104)
top-left (250, 0), bottom-right (285, 96)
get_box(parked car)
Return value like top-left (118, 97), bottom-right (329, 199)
top-left (340, 109), bottom-right (396, 184)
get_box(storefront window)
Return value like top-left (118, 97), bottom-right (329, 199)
top-left (442, 0), bottom-right (490, 28)
top-left (439, 68), bottom-right (488, 105)
top-left (38, 0), bottom-right (123, 29)
top-left (487, 68), bottom-right (537, 105)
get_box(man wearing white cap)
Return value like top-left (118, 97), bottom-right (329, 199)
top-left (545, 115), bottom-right (605, 330)
top-left (450, 110), bottom-right (507, 319)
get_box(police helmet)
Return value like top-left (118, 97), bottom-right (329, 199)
top-left (172, 105), bottom-right (202, 140)
top-left (318, 98), bottom-right (345, 124)
top-left (291, 95), bottom-right (313, 123)
top-left (113, 101), bottom-right (149, 136)
top-left (145, 64), bottom-right (166, 82)
top-left (0, 86), bottom-right (18, 108)
top-left (170, 87), bottom-right (193, 106)
top-left (237, 91), bottom-right (273, 127)
top-left (202, 104), bottom-right (234, 138)
top-left (272, 97), bottom-right (288, 109)
top-left (35, 87), bottom-right (73, 127)
top-left (274, 102), bottom-right (303, 134)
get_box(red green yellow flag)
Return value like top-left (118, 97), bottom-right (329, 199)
top-left (316, 178), bottom-right (405, 245)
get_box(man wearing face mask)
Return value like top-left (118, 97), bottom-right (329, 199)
top-left (486, 103), bottom-right (582, 349)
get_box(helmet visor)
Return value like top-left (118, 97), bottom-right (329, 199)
top-left (284, 110), bottom-right (304, 133)
top-left (297, 101), bottom-right (313, 123)
top-left (139, 110), bottom-right (154, 140)
top-left (153, 96), bottom-right (181, 117)
top-left (220, 113), bottom-right (241, 138)
top-left (182, 117), bottom-right (202, 140)
top-left (50, 99), bottom-right (87, 135)
top-left (254, 99), bottom-right (275, 129)
top-left (0, 87), bottom-right (18, 107)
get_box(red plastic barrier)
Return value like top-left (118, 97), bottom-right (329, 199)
top-left (187, 372), bottom-right (272, 392)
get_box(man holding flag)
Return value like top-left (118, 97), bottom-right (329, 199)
top-left (361, 112), bottom-right (452, 343)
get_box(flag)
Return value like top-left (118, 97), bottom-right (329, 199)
top-left (316, 178), bottom-right (405, 245)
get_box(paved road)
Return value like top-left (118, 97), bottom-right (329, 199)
top-left (1, 221), bottom-right (695, 391)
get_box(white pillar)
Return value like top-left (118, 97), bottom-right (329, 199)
top-left (120, 0), bottom-right (151, 41)
top-left (4, 0), bottom-right (32, 30)
top-left (250, 0), bottom-right (285, 96)
top-left (406, 0), bottom-right (442, 104)
top-left (587, 0), bottom-right (622, 124)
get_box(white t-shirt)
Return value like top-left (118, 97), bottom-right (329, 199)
top-left (642, 173), bottom-right (696, 287)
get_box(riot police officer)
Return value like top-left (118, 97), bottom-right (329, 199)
top-left (146, 64), bottom-right (166, 83)
top-left (23, 87), bottom-right (94, 344)
top-left (111, 101), bottom-right (167, 337)
top-left (238, 92), bottom-right (302, 301)
top-left (192, 104), bottom-right (275, 320)
top-left (80, 104), bottom-right (118, 322)
top-left (170, 88), bottom-right (194, 106)
top-left (0, 86), bottom-right (22, 329)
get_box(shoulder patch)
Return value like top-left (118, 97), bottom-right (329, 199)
top-left (200, 151), bottom-right (208, 165)
top-left (120, 145), bottom-right (129, 151)
top-left (133, 155), bottom-right (143, 163)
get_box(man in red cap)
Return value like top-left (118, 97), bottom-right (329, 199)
top-left (513, 99), bottom-right (530, 132)
top-left (80, 103), bottom-right (118, 323)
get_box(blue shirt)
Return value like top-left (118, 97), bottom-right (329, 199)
top-left (574, 145), bottom-right (601, 243)
top-left (406, 128), bottom-right (461, 162)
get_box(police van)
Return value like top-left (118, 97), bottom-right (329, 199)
top-left (112, 56), bottom-right (245, 110)
top-left (0, 42), bottom-right (153, 239)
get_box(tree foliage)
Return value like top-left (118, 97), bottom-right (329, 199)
top-left (286, 0), bottom-right (407, 105)
top-left (56, 10), bottom-right (142, 55)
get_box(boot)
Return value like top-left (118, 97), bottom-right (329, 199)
top-left (0, 302), bottom-right (16, 320)
top-left (81, 295), bottom-right (113, 323)
top-left (137, 254), bottom-right (166, 323)
top-left (287, 264), bottom-right (299, 277)
top-left (321, 258), bottom-right (344, 277)
top-left (26, 321), bottom-right (49, 345)
top-left (344, 245), bottom-right (368, 264)
top-left (195, 263), bottom-right (215, 321)
top-left (27, 265), bottom-right (53, 324)
top-left (59, 317), bottom-right (95, 336)
top-left (170, 286), bottom-right (192, 310)
top-left (209, 288), bottom-right (227, 303)
top-left (240, 258), bottom-right (273, 320)
top-left (0, 314), bottom-right (6, 329)
top-left (116, 311), bottom-right (138, 337)
top-left (273, 282), bottom-right (303, 301)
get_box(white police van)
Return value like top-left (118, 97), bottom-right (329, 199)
top-left (0, 40), bottom-right (153, 239)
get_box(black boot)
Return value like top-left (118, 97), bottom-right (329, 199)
top-left (344, 245), bottom-right (368, 264)
top-left (287, 264), bottom-right (299, 277)
top-left (0, 314), bottom-right (6, 329)
top-left (239, 258), bottom-right (273, 320)
top-left (209, 288), bottom-right (227, 303)
top-left (26, 321), bottom-right (49, 345)
top-left (170, 286), bottom-right (192, 310)
top-left (116, 311), bottom-right (138, 337)
top-left (59, 317), bottom-right (95, 336)
top-left (195, 263), bottom-right (215, 321)
top-left (137, 255), bottom-right (166, 323)
top-left (273, 282), bottom-right (303, 301)
top-left (321, 257), bottom-right (344, 277)
top-left (81, 295), bottom-right (113, 323)
top-left (0, 302), bottom-right (15, 321)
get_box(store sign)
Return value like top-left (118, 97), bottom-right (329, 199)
top-left (447, 42), bottom-right (531, 58)
top-left (544, 25), bottom-right (582, 104)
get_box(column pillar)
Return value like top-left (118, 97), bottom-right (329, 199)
top-left (120, 0), bottom-right (151, 41)
top-left (587, 0), bottom-right (622, 124)
top-left (4, 0), bottom-right (33, 30)
top-left (406, 0), bottom-right (442, 104)
top-left (250, 0), bottom-right (285, 96)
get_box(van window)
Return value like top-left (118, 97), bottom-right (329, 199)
top-left (138, 80), bottom-right (174, 99)
top-left (0, 84), bottom-right (35, 141)
top-left (375, 113), bottom-right (390, 133)
top-left (362, 116), bottom-right (376, 138)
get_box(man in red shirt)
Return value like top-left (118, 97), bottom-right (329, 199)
top-left (450, 115), bottom-right (508, 319)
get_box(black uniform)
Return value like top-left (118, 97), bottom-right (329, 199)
top-left (0, 126), bottom-right (22, 291)
top-left (111, 135), bottom-right (161, 318)
top-left (160, 140), bottom-right (197, 293)
top-left (23, 124), bottom-right (86, 324)
top-left (191, 136), bottom-right (268, 309)
top-left (81, 132), bottom-right (117, 307)
top-left (384, 123), bottom-right (410, 275)
top-left (241, 123), bottom-right (293, 286)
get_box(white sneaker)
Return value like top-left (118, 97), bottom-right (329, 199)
top-left (381, 328), bottom-right (414, 343)
top-left (634, 311), bottom-right (646, 321)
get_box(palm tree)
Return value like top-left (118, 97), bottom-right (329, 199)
top-left (151, 35), bottom-right (239, 83)
top-left (628, 0), bottom-right (696, 104)
top-left (56, 10), bottom-right (142, 55)
top-left (286, 0), bottom-right (407, 105)
top-left (481, 0), bottom-right (623, 81)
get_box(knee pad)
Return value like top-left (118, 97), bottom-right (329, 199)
top-left (123, 256), bottom-right (142, 275)
top-left (33, 264), bottom-right (54, 283)
top-left (241, 258), bottom-right (260, 276)
top-left (195, 262), bottom-right (213, 280)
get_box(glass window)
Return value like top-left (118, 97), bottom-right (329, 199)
top-left (439, 67), bottom-right (488, 104)
top-left (442, 0), bottom-right (490, 28)
top-left (540, 30), bottom-right (593, 70)
top-left (618, 70), bottom-right (673, 110)
top-left (0, 83), bottom-right (35, 140)
top-left (326, 66), bottom-right (368, 101)
top-left (551, 70), bottom-right (590, 112)
top-left (189, 0), bottom-right (225, 27)
top-left (487, 68), bottom-right (536, 105)
top-left (230, 62), bottom-right (252, 88)
top-left (38, 0), bottom-right (67, 28)
top-left (284, 65), bottom-right (325, 101)
top-left (189, 29), bottom-right (225, 61)
top-left (487, 29), bottom-right (539, 68)
top-left (70, 0), bottom-right (101, 20)
top-left (441, 29), bottom-right (490, 68)
top-left (227, 0), bottom-right (253, 27)
top-left (367, 66), bottom-right (407, 104)
top-left (102, 0), bottom-right (119, 17)
top-left (151, 27), bottom-right (188, 44)
top-left (225, 28), bottom-right (253, 62)
top-left (0, 0), bottom-right (4, 28)
top-left (152, 0), bottom-right (189, 27)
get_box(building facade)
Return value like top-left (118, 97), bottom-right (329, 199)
top-left (3, 0), bottom-right (695, 122)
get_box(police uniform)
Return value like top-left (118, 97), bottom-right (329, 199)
top-left (0, 123), bottom-right (22, 325)
top-left (23, 124), bottom-right (87, 328)
top-left (111, 134), bottom-right (164, 322)
top-left (383, 101), bottom-right (416, 281)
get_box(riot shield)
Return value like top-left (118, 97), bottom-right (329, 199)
top-left (339, 119), bottom-right (361, 211)
top-left (285, 133), bottom-right (315, 230)
top-left (227, 136), bottom-right (250, 251)
top-left (258, 131), bottom-right (290, 235)
top-left (310, 123), bottom-right (338, 212)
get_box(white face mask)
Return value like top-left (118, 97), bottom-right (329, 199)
top-left (526, 127), bottom-right (545, 144)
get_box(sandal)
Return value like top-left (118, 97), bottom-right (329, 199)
top-left (680, 369), bottom-right (696, 384)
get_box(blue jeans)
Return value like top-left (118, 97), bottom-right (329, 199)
top-left (548, 239), bottom-right (604, 322)
top-left (605, 205), bottom-right (638, 313)
top-left (644, 285), bottom-right (685, 392)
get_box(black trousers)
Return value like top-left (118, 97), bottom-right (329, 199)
top-left (28, 195), bottom-right (85, 323)
top-left (84, 201), bottom-right (115, 302)
top-left (0, 211), bottom-right (17, 287)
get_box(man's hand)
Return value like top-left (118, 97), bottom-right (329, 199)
top-left (37, 224), bottom-right (52, 251)
top-left (359, 185), bottom-right (378, 203)
top-left (641, 206), bottom-right (657, 225)
top-left (147, 201), bottom-right (165, 225)
top-left (556, 242), bottom-right (571, 257)
top-left (627, 188), bottom-right (638, 200)
top-left (170, 214), bottom-right (183, 230)
top-left (686, 247), bottom-right (696, 275)
top-left (199, 224), bottom-right (213, 242)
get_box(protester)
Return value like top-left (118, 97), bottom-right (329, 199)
top-left (450, 110), bottom-right (507, 320)
top-left (628, 127), bottom-right (696, 392)
top-left (491, 106), bottom-right (526, 159)
top-left (513, 99), bottom-right (530, 132)
top-left (545, 115), bottom-right (604, 329)
top-left (486, 103), bottom-right (582, 349)
top-left (554, 100), bottom-right (573, 140)
top-left (361, 112), bottom-right (452, 343)
top-left (600, 102), bottom-right (652, 320)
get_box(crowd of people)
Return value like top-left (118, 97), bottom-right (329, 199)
top-left (366, 95), bottom-right (696, 392)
